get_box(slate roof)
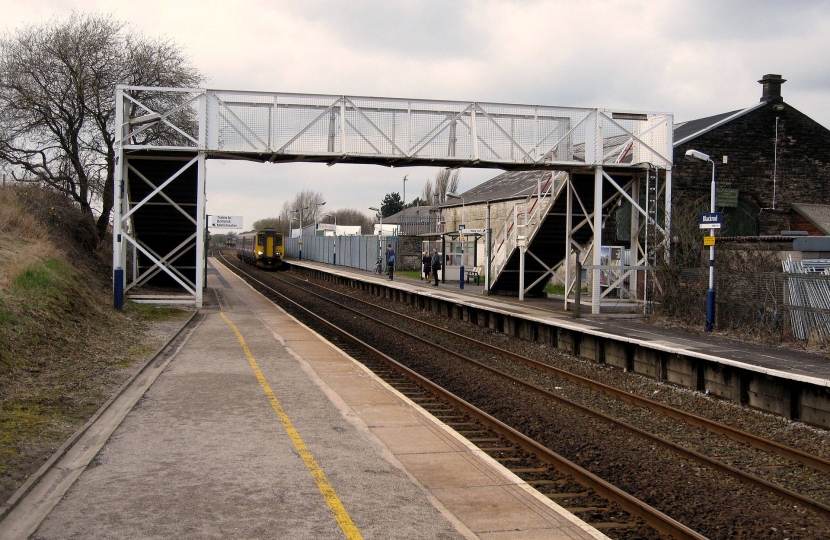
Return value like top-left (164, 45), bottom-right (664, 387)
top-left (456, 170), bottom-right (550, 205)
top-left (791, 203), bottom-right (830, 235)
top-left (384, 204), bottom-right (437, 221)
top-left (571, 134), bottom-right (635, 164)
top-left (673, 103), bottom-right (766, 146)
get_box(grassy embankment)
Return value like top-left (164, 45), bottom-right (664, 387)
top-left (0, 186), bottom-right (190, 504)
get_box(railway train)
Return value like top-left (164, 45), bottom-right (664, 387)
top-left (236, 228), bottom-right (284, 269)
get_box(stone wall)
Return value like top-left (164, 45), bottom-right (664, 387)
top-left (395, 235), bottom-right (426, 271)
top-left (441, 199), bottom-right (520, 262)
top-left (673, 102), bottom-right (830, 235)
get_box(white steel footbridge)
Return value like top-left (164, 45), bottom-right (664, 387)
top-left (113, 86), bottom-right (673, 310)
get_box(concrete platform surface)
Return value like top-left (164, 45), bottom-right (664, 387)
top-left (18, 259), bottom-right (607, 540)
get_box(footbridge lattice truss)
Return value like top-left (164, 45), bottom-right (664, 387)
top-left (113, 86), bottom-right (673, 309)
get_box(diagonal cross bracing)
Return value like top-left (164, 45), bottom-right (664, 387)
top-left (118, 87), bottom-right (672, 169)
top-left (113, 86), bottom-right (673, 308)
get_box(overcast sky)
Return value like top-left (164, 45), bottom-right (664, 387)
top-left (5, 0), bottom-right (829, 230)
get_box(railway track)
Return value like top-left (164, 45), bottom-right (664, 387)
top-left (214, 250), bottom-right (830, 538)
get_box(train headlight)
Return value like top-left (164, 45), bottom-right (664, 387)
top-left (257, 250), bottom-right (264, 255)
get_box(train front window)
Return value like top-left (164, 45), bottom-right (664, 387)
top-left (257, 234), bottom-right (264, 246)
top-left (275, 236), bottom-right (283, 246)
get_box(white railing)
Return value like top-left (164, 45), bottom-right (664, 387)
top-left (490, 171), bottom-right (566, 280)
top-left (116, 86), bottom-right (673, 170)
top-left (113, 86), bottom-right (673, 307)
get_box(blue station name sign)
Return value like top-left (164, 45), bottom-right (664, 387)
top-left (699, 212), bottom-right (723, 229)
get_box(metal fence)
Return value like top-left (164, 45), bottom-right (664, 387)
top-left (394, 214), bottom-right (439, 236)
top-left (782, 258), bottom-right (830, 341)
top-left (285, 235), bottom-right (394, 272)
top-left (654, 266), bottom-right (830, 342)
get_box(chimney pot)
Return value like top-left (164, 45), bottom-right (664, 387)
top-left (758, 74), bottom-right (786, 103)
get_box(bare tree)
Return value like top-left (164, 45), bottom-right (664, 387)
top-left (421, 180), bottom-right (435, 207)
top-left (421, 168), bottom-right (459, 205)
top-left (0, 13), bottom-right (202, 242)
top-left (326, 208), bottom-right (373, 234)
top-left (276, 190), bottom-right (326, 233)
top-left (276, 199), bottom-right (372, 236)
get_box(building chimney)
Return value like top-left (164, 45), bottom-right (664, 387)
top-left (758, 74), bottom-right (786, 103)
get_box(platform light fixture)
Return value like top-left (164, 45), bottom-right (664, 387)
top-left (369, 207), bottom-right (382, 235)
top-left (685, 148), bottom-right (717, 332)
top-left (322, 213), bottom-right (337, 265)
top-left (289, 209), bottom-right (298, 236)
top-left (314, 201), bottom-right (326, 235)
top-left (294, 206), bottom-right (308, 260)
top-left (369, 206), bottom-right (382, 264)
top-left (129, 112), bottom-right (161, 126)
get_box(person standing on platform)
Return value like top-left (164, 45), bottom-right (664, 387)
top-left (431, 248), bottom-right (441, 286)
top-left (386, 243), bottom-right (395, 280)
top-left (422, 250), bottom-right (431, 281)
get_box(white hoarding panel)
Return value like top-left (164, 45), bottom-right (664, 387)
top-left (210, 215), bottom-right (243, 228)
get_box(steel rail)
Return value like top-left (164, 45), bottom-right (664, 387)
top-left (214, 251), bottom-right (707, 540)
top-left (275, 261), bottom-right (830, 476)
top-left (245, 259), bottom-right (830, 518)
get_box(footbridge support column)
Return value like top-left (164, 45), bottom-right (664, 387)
top-left (591, 166), bottom-right (603, 314)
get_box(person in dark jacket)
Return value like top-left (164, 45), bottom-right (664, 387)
top-left (386, 243), bottom-right (395, 280)
top-left (431, 248), bottom-right (441, 286)
top-left (422, 250), bottom-right (431, 281)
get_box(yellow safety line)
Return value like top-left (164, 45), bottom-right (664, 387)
top-left (220, 312), bottom-right (363, 540)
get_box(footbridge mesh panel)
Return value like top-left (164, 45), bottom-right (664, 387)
top-left (114, 86), bottom-right (673, 307)
top-left (118, 88), bottom-right (672, 170)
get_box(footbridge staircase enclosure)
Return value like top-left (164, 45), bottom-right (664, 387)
top-left (489, 172), bottom-right (598, 296)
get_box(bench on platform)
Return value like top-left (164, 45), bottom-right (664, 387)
top-left (466, 266), bottom-right (483, 285)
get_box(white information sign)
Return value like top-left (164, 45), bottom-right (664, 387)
top-left (210, 215), bottom-right (243, 229)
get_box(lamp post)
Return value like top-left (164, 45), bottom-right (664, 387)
top-left (323, 212), bottom-right (337, 230)
top-left (403, 174), bottom-right (408, 206)
top-left (369, 206), bottom-right (381, 271)
top-left (314, 201), bottom-right (326, 236)
top-left (294, 206), bottom-right (308, 260)
top-left (204, 214), bottom-right (210, 289)
top-left (324, 213), bottom-right (337, 265)
top-left (685, 149), bottom-right (717, 332)
top-left (446, 192), bottom-right (465, 288)
top-left (300, 205), bottom-right (308, 233)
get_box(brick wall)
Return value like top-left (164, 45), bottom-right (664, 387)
top-left (673, 102), bottom-right (830, 235)
top-left (790, 215), bottom-right (824, 236)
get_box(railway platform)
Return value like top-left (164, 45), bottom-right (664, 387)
top-left (285, 259), bottom-right (830, 428)
top-left (0, 259), bottom-right (607, 540)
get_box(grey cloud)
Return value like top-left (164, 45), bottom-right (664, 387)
top-left (280, 0), bottom-right (494, 60)
top-left (665, 0), bottom-right (829, 41)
